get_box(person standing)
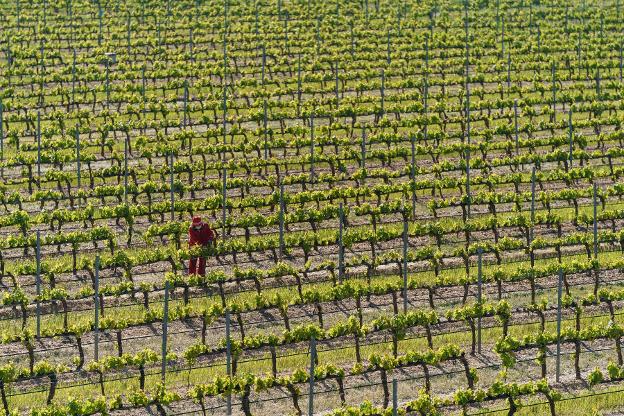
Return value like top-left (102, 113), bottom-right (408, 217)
top-left (188, 216), bottom-right (216, 276)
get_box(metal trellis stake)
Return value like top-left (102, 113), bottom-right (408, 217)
top-left (170, 153), bottom-right (175, 221)
top-left (226, 310), bottom-right (232, 415)
top-left (380, 69), bottom-right (385, 116)
top-left (530, 167), bottom-right (536, 244)
top-left (338, 203), bottom-right (344, 283)
top-left (36, 231), bottom-right (41, 338)
top-left (556, 268), bottom-right (563, 383)
top-left (279, 181), bottom-right (285, 259)
top-left (308, 336), bottom-right (316, 416)
top-left (403, 213), bottom-right (408, 313)
top-left (310, 115), bottom-right (315, 180)
top-left (37, 111), bottom-right (41, 185)
top-left (411, 133), bottom-right (417, 219)
top-left (593, 183), bottom-right (598, 258)
top-left (94, 255), bottom-right (100, 361)
top-left (477, 248), bottom-right (483, 354)
top-left (222, 167), bottom-right (227, 239)
top-left (0, 101), bottom-right (4, 178)
top-left (161, 280), bottom-right (170, 382)
top-left (568, 109), bottom-right (573, 168)
top-left (514, 99), bottom-right (519, 155)
top-left (392, 378), bottom-right (398, 416)
top-left (124, 135), bottom-right (128, 204)
top-left (76, 127), bottom-right (81, 199)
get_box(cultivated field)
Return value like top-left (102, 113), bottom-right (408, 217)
top-left (2, 0), bottom-right (624, 415)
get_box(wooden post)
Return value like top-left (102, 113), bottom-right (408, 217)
top-left (161, 280), bottom-right (169, 382)
top-left (36, 231), bottom-right (41, 338)
top-left (308, 336), bottom-right (316, 416)
top-left (94, 255), bottom-right (100, 361)
top-left (556, 268), bottom-right (563, 382)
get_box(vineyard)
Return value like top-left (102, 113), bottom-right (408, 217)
top-left (3, 0), bottom-right (624, 415)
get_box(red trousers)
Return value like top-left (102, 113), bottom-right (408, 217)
top-left (189, 257), bottom-right (206, 276)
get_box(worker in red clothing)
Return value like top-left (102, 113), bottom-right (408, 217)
top-left (188, 216), bottom-right (216, 276)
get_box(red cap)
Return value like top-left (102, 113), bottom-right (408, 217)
top-left (192, 217), bottom-right (203, 226)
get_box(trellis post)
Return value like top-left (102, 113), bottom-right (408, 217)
top-left (308, 336), bottom-right (316, 416)
top-left (411, 133), bottom-right (417, 219)
top-left (226, 310), bottom-right (232, 415)
top-left (310, 115), bottom-right (315, 180)
top-left (72, 50), bottom-right (76, 105)
top-left (36, 231), bottom-right (41, 338)
top-left (402, 211), bottom-right (409, 313)
top-left (551, 62), bottom-right (556, 123)
top-left (76, 127), bottom-right (81, 207)
top-left (568, 109), bottom-right (573, 168)
top-left (380, 69), bottom-right (385, 117)
top-left (338, 203), bottom-right (344, 283)
top-left (222, 167), bottom-right (227, 239)
top-left (170, 153), bottom-right (175, 221)
top-left (161, 280), bottom-right (170, 382)
top-left (37, 111), bottom-right (41, 186)
top-left (94, 255), bottom-right (100, 361)
top-left (477, 248), bottom-right (483, 354)
top-left (530, 167), bottom-right (536, 244)
top-left (124, 134), bottom-right (128, 204)
top-left (392, 378), bottom-right (398, 416)
top-left (514, 99), bottom-right (519, 155)
top-left (279, 181), bottom-right (285, 259)
top-left (593, 183), bottom-right (598, 258)
top-left (0, 101), bottom-right (4, 179)
top-left (556, 268), bottom-right (563, 382)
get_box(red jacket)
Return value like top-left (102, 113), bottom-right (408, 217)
top-left (188, 224), bottom-right (216, 247)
